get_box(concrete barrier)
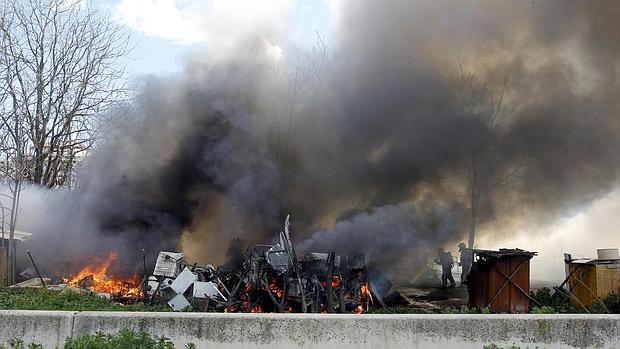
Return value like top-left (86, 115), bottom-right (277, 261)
top-left (0, 310), bottom-right (74, 348)
top-left (0, 311), bottom-right (618, 348)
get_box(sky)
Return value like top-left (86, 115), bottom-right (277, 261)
top-left (96, 0), bottom-right (334, 79)
top-left (76, 0), bottom-right (619, 281)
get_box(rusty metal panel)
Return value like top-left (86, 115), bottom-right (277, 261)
top-left (468, 253), bottom-right (532, 313)
top-left (510, 256), bottom-right (530, 313)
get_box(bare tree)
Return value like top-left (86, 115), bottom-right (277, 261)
top-left (0, 75), bottom-right (27, 284)
top-left (0, 0), bottom-right (130, 284)
top-left (0, 0), bottom-right (131, 188)
top-left (275, 33), bottom-right (330, 218)
top-left (457, 60), bottom-right (523, 249)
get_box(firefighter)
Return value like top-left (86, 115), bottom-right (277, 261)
top-left (458, 242), bottom-right (473, 287)
top-left (435, 248), bottom-right (455, 288)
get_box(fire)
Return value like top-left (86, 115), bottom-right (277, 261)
top-left (269, 278), bottom-right (283, 298)
top-left (65, 251), bottom-right (142, 297)
top-left (250, 305), bottom-right (263, 313)
top-left (360, 282), bottom-right (373, 304)
top-left (331, 275), bottom-right (341, 289)
top-left (353, 282), bottom-right (373, 314)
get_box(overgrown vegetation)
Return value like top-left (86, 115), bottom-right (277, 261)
top-left (1, 329), bottom-right (196, 349)
top-left (0, 288), bottom-right (169, 312)
top-left (529, 306), bottom-right (555, 314)
top-left (530, 287), bottom-right (620, 314)
top-left (65, 329), bottom-right (178, 349)
top-left (529, 288), bottom-right (582, 314)
top-left (592, 292), bottom-right (620, 314)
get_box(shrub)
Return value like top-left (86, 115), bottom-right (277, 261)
top-left (64, 329), bottom-right (191, 349)
top-left (530, 306), bottom-right (555, 314)
top-left (592, 293), bottom-right (620, 314)
top-left (529, 287), bottom-right (581, 313)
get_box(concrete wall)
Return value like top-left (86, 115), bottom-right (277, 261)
top-left (0, 311), bottom-right (618, 349)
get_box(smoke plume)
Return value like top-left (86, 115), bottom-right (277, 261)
top-left (19, 0), bottom-right (620, 277)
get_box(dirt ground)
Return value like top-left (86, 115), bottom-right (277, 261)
top-left (396, 286), bottom-right (469, 313)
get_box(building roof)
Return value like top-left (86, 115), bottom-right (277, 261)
top-left (0, 230), bottom-right (32, 242)
top-left (568, 258), bottom-right (620, 265)
top-left (472, 248), bottom-right (537, 259)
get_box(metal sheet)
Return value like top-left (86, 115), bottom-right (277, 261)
top-left (266, 248), bottom-right (290, 273)
top-left (170, 267), bottom-right (198, 294)
top-left (153, 252), bottom-right (184, 277)
top-left (193, 281), bottom-right (227, 302)
top-left (167, 294), bottom-right (191, 311)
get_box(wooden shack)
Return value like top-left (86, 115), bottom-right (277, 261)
top-left (0, 231), bottom-right (33, 286)
top-left (0, 245), bottom-right (7, 287)
top-left (563, 253), bottom-right (620, 309)
top-left (467, 248), bottom-right (537, 313)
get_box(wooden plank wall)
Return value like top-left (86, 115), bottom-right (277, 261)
top-left (0, 246), bottom-right (7, 287)
top-left (569, 264), bottom-right (597, 307)
top-left (469, 256), bottom-right (531, 313)
top-left (595, 264), bottom-right (620, 299)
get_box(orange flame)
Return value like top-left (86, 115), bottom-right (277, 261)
top-left (353, 282), bottom-right (373, 314)
top-left (269, 278), bottom-right (283, 298)
top-left (66, 251), bottom-right (142, 297)
top-left (331, 275), bottom-right (341, 289)
top-left (360, 282), bottom-right (372, 302)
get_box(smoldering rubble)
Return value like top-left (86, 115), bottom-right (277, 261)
top-left (143, 216), bottom-right (403, 313)
top-left (16, 0), bottom-right (620, 278)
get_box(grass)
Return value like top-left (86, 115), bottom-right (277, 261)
top-left (0, 288), bottom-right (170, 312)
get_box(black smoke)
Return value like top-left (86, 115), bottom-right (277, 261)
top-left (22, 0), bottom-right (620, 276)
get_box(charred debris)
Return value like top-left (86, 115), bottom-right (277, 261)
top-left (144, 216), bottom-right (403, 313)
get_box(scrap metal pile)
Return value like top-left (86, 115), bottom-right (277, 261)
top-left (145, 216), bottom-right (400, 313)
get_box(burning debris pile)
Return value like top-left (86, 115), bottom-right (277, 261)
top-left (145, 216), bottom-right (402, 313)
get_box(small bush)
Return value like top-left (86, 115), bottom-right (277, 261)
top-left (64, 329), bottom-right (192, 349)
top-left (530, 306), bottom-right (555, 314)
top-left (592, 293), bottom-right (620, 314)
top-left (529, 287), bottom-right (581, 313)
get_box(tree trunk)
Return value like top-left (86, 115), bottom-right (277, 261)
top-left (467, 158), bottom-right (479, 250)
top-left (467, 197), bottom-right (478, 249)
top-left (7, 179), bottom-right (22, 285)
